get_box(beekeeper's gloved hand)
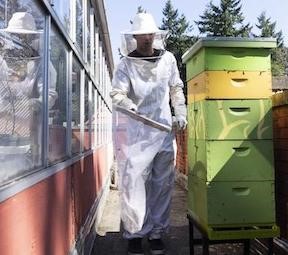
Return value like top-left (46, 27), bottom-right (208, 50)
top-left (176, 116), bottom-right (187, 130)
top-left (29, 98), bottom-right (42, 112)
top-left (110, 90), bottom-right (137, 112)
top-left (119, 98), bottom-right (137, 112)
top-left (170, 85), bottom-right (187, 130)
top-left (172, 115), bottom-right (187, 130)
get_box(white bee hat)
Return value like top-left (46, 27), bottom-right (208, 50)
top-left (1, 12), bottom-right (42, 34)
top-left (124, 13), bottom-right (163, 35)
top-left (120, 13), bottom-right (168, 57)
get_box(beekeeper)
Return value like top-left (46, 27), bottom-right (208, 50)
top-left (0, 12), bottom-right (57, 183)
top-left (110, 12), bottom-right (187, 255)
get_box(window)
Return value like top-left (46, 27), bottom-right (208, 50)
top-left (75, 0), bottom-right (83, 53)
top-left (96, 95), bottom-right (101, 146)
top-left (48, 25), bottom-right (68, 164)
top-left (0, 2), bottom-right (45, 185)
top-left (94, 29), bottom-right (99, 83)
top-left (51, 0), bottom-right (71, 33)
top-left (86, 1), bottom-right (92, 66)
top-left (83, 77), bottom-right (91, 151)
top-left (71, 57), bottom-right (81, 155)
top-left (91, 86), bottom-right (96, 148)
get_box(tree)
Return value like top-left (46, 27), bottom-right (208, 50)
top-left (160, 0), bottom-right (197, 88)
top-left (271, 47), bottom-right (288, 76)
top-left (256, 11), bottom-right (284, 47)
top-left (255, 12), bottom-right (287, 76)
top-left (195, 0), bottom-right (252, 37)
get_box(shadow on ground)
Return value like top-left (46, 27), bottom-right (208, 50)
top-left (91, 182), bottom-right (258, 255)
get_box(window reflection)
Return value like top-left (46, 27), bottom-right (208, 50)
top-left (0, 7), bottom-right (45, 184)
top-left (71, 57), bottom-right (81, 155)
top-left (84, 78), bottom-right (90, 151)
top-left (91, 87), bottom-right (95, 148)
top-left (87, 1), bottom-right (91, 65)
top-left (49, 25), bottom-right (68, 164)
top-left (96, 96), bottom-right (102, 146)
top-left (51, 0), bottom-right (71, 33)
top-left (75, 0), bottom-right (83, 53)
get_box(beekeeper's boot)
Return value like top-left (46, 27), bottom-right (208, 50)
top-left (127, 238), bottom-right (144, 255)
top-left (148, 238), bottom-right (165, 255)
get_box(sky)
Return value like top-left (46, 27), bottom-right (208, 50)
top-left (104, 0), bottom-right (288, 65)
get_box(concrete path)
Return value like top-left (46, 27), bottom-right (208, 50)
top-left (91, 182), bottom-right (249, 255)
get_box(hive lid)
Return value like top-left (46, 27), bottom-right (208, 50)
top-left (182, 37), bottom-right (277, 64)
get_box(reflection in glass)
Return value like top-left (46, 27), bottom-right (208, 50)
top-left (71, 57), bottom-right (81, 155)
top-left (75, 0), bottom-right (83, 53)
top-left (84, 78), bottom-right (90, 151)
top-left (96, 96), bottom-right (102, 146)
top-left (0, 6), bottom-right (45, 185)
top-left (91, 87), bottom-right (95, 148)
top-left (87, 1), bottom-right (91, 66)
top-left (51, 0), bottom-right (71, 33)
top-left (49, 25), bottom-right (68, 164)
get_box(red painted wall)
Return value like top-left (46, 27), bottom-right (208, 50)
top-left (0, 169), bottom-right (73, 255)
top-left (0, 145), bottom-right (110, 255)
top-left (175, 129), bottom-right (188, 175)
top-left (273, 105), bottom-right (288, 239)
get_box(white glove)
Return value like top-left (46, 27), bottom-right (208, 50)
top-left (29, 98), bottom-right (42, 112)
top-left (173, 115), bottom-right (187, 130)
top-left (119, 98), bottom-right (137, 112)
top-left (128, 102), bottom-right (137, 112)
top-left (170, 86), bottom-right (187, 130)
top-left (110, 91), bottom-right (137, 111)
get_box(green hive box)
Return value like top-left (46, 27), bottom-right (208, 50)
top-left (187, 176), bottom-right (278, 239)
top-left (185, 37), bottom-right (279, 240)
top-left (182, 37), bottom-right (277, 80)
top-left (188, 139), bottom-right (275, 182)
top-left (188, 99), bottom-right (273, 140)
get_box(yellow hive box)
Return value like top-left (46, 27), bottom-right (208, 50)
top-left (187, 70), bottom-right (272, 103)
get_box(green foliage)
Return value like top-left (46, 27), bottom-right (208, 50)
top-left (255, 12), bottom-right (287, 76)
top-left (195, 0), bottom-right (252, 37)
top-left (256, 11), bottom-right (284, 47)
top-left (160, 0), bottom-right (197, 86)
top-left (271, 47), bottom-right (288, 76)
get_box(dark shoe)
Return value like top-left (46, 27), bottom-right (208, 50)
top-left (148, 238), bottom-right (165, 255)
top-left (127, 238), bottom-right (144, 255)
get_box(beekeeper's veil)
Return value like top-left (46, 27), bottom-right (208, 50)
top-left (0, 12), bottom-right (42, 81)
top-left (120, 12), bottom-right (168, 58)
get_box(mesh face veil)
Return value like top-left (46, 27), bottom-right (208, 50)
top-left (0, 12), bottom-right (42, 81)
top-left (5, 56), bottom-right (40, 82)
top-left (120, 13), bottom-right (168, 59)
top-left (0, 33), bottom-right (41, 81)
top-left (120, 32), bottom-right (168, 59)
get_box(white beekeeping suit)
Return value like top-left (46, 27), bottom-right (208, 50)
top-left (0, 12), bottom-right (57, 183)
top-left (110, 12), bottom-right (187, 248)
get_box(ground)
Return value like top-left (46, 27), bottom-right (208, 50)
top-left (91, 181), bottom-right (259, 255)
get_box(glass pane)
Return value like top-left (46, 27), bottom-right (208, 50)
top-left (94, 31), bottom-right (99, 80)
top-left (97, 96), bottom-right (102, 145)
top-left (71, 57), bottom-right (81, 155)
top-left (75, 0), bottom-right (83, 53)
top-left (87, 0), bottom-right (91, 66)
top-left (0, 4), bottom-right (45, 185)
top-left (91, 87), bottom-right (95, 148)
top-left (49, 25), bottom-right (68, 164)
top-left (51, 0), bottom-right (71, 32)
top-left (84, 78), bottom-right (90, 151)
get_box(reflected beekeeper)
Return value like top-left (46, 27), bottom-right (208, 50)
top-left (0, 12), bottom-right (57, 183)
top-left (110, 12), bottom-right (187, 255)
